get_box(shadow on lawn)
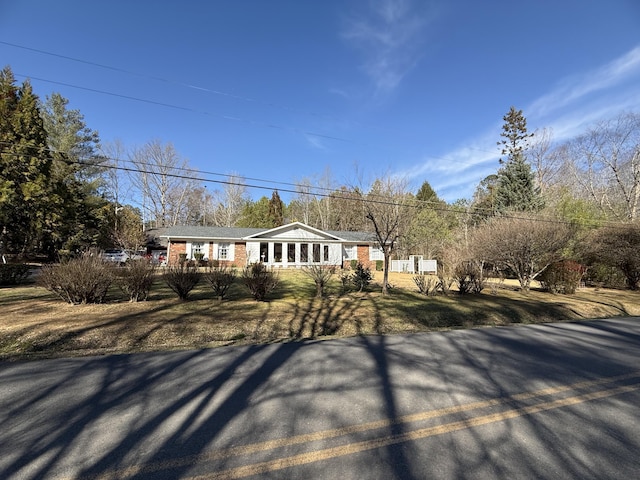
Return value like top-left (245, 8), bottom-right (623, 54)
top-left (2, 274), bottom-right (637, 362)
top-left (379, 288), bottom-right (623, 330)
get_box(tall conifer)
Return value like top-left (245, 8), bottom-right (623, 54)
top-left (494, 107), bottom-right (544, 213)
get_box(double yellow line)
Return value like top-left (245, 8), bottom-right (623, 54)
top-left (90, 371), bottom-right (640, 480)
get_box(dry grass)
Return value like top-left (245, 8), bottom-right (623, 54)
top-left (2, 270), bottom-right (639, 361)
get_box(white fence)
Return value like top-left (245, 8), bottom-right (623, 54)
top-left (390, 256), bottom-right (437, 274)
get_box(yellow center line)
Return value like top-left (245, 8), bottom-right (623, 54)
top-left (199, 382), bottom-right (640, 480)
top-left (84, 371), bottom-right (640, 480)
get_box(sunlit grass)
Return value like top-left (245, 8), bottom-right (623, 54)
top-left (1, 270), bottom-right (638, 361)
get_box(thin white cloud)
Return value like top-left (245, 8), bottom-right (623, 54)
top-left (529, 45), bottom-right (640, 119)
top-left (341, 0), bottom-right (431, 93)
top-left (304, 133), bottom-right (328, 150)
top-left (399, 44), bottom-right (640, 202)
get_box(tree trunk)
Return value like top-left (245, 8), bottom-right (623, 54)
top-left (382, 252), bottom-right (390, 295)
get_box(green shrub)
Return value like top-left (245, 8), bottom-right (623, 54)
top-left (204, 264), bottom-right (236, 299)
top-left (193, 252), bottom-right (205, 266)
top-left (584, 264), bottom-right (627, 289)
top-left (39, 254), bottom-right (113, 304)
top-left (242, 262), bottom-right (278, 301)
top-left (375, 260), bottom-right (383, 271)
top-left (351, 262), bottom-right (372, 292)
top-left (350, 259), bottom-right (358, 270)
top-left (163, 261), bottom-right (201, 300)
top-left (0, 263), bottom-right (31, 285)
top-left (117, 259), bottom-right (156, 301)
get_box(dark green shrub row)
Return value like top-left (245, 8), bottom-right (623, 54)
top-left (0, 263), bottom-right (31, 286)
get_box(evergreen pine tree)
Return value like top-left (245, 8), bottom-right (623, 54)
top-left (0, 67), bottom-right (54, 256)
top-left (40, 93), bottom-right (106, 253)
top-left (268, 190), bottom-right (284, 226)
top-left (494, 107), bottom-right (544, 213)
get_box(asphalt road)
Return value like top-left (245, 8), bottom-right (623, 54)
top-left (1, 317), bottom-right (639, 479)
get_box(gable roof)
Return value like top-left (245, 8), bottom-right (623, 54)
top-left (244, 222), bottom-right (342, 241)
top-left (160, 222), bottom-right (377, 243)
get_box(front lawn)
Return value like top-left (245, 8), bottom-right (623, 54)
top-left (1, 270), bottom-right (638, 361)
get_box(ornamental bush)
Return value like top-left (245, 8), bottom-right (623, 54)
top-left (204, 264), bottom-right (236, 299)
top-left (163, 261), bottom-right (201, 300)
top-left (454, 260), bottom-right (486, 295)
top-left (242, 262), bottom-right (278, 301)
top-left (301, 264), bottom-right (335, 298)
top-left (539, 260), bottom-right (585, 294)
top-left (351, 262), bottom-right (372, 292)
top-left (413, 274), bottom-right (438, 296)
top-left (39, 254), bottom-right (113, 304)
top-left (117, 259), bottom-right (156, 302)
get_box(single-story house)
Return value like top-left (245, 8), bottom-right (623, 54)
top-left (160, 222), bottom-right (384, 269)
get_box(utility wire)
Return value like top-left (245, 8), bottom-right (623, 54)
top-left (1, 40), bottom-right (343, 123)
top-left (14, 73), bottom-right (354, 144)
top-left (0, 142), bottom-right (624, 228)
top-left (3, 42), bottom-right (484, 162)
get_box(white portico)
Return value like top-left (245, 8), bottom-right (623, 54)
top-left (161, 222), bottom-right (383, 269)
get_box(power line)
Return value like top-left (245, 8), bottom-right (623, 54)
top-left (4, 42), bottom-right (479, 164)
top-left (0, 40), bottom-right (344, 123)
top-left (0, 142), bottom-right (625, 229)
top-left (13, 73), bottom-right (354, 145)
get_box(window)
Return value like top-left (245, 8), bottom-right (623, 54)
top-left (191, 242), bottom-right (205, 259)
top-left (370, 245), bottom-right (384, 261)
top-left (274, 243), bottom-right (282, 262)
top-left (288, 244), bottom-right (296, 262)
top-left (260, 242), bottom-right (269, 262)
top-left (344, 245), bottom-right (357, 260)
top-left (323, 245), bottom-right (329, 262)
top-left (218, 243), bottom-right (229, 260)
top-left (313, 243), bottom-right (320, 263)
top-left (300, 244), bottom-right (308, 262)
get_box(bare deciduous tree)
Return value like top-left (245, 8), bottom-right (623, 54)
top-left (527, 127), bottom-right (563, 195)
top-left (211, 174), bottom-right (248, 227)
top-left (291, 178), bottom-right (315, 226)
top-left (471, 215), bottom-right (573, 291)
top-left (362, 176), bottom-right (412, 295)
top-left (128, 140), bottom-right (198, 228)
top-left (566, 113), bottom-right (640, 222)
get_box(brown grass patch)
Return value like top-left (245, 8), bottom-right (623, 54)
top-left (1, 270), bottom-right (638, 361)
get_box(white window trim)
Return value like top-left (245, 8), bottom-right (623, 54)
top-left (213, 242), bottom-right (235, 261)
top-left (187, 241), bottom-right (210, 260)
top-left (370, 245), bottom-right (384, 261)
top-left (343, 244), bottom-right (357, 260)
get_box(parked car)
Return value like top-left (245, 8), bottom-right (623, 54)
top-left (102, 249), bottom-right (129, 264)
top-left (128, 250), bottom-right (146, 261)
top-left (151, 250), bottom-right (167, 265)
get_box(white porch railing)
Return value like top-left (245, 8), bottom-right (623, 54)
top-left (390, 257), bottom-right (437, 274)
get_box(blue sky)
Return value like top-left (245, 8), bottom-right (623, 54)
top-left (1, 0), bottom-right (640, 202)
